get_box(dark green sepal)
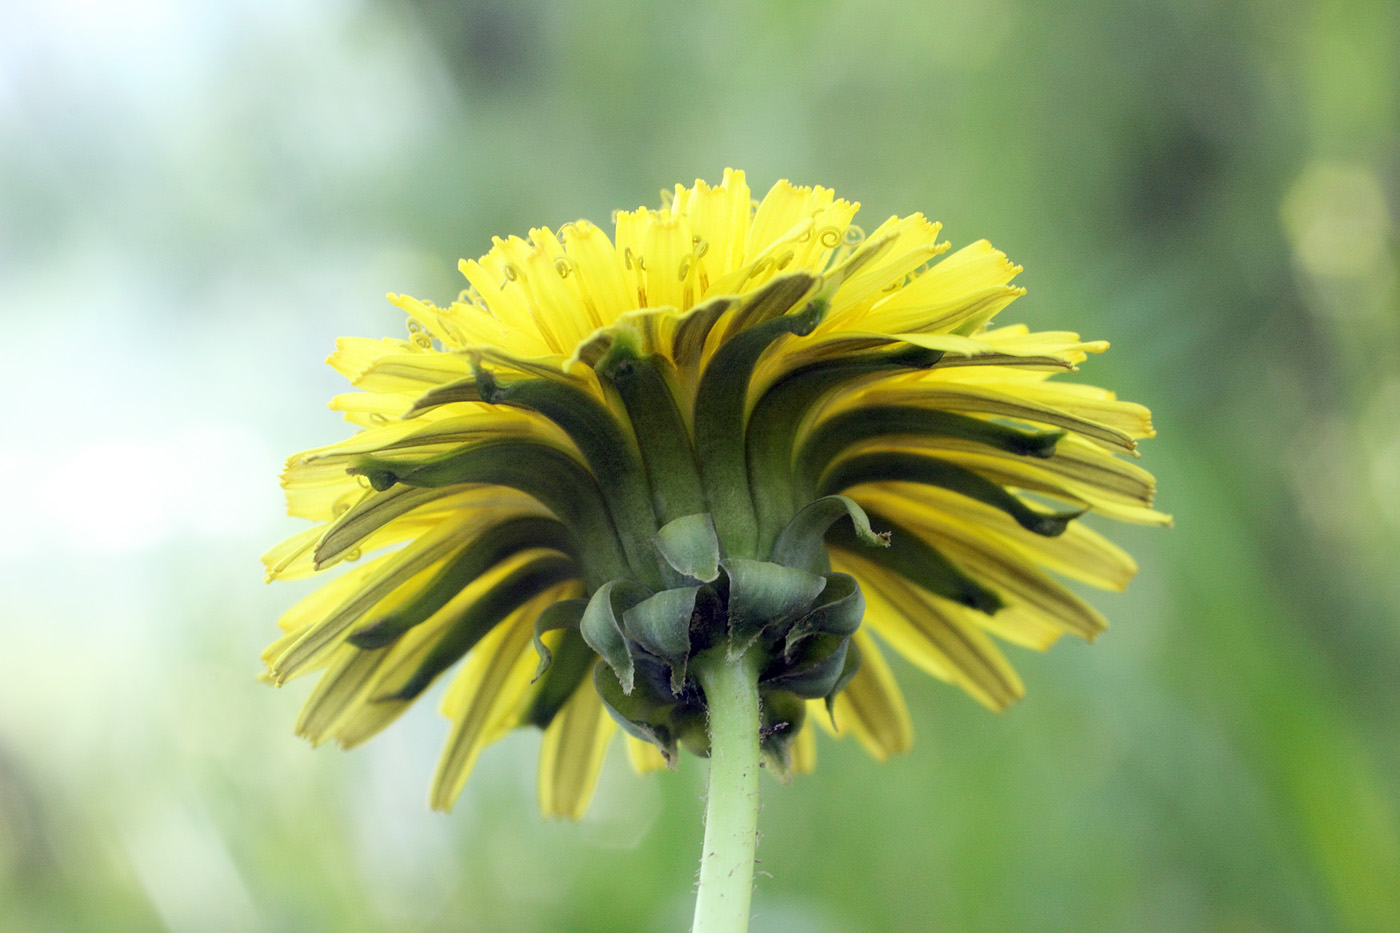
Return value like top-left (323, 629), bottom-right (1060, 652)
top-left (831, 510), bottom-right (1003, 614)
top-left (597, 345), bottom-right (708, 523)
top-left (762, 633), bottom-right (851, 700)
top-left (720, 272), bottom-right (824, 339)
top-left (825, 636), bottom-right (863, 721)
top-left (758, 689), bottom-right (807, 780)
top-left (692, 275), bottom-right (823, 558)
top-left (650, 652), bottom-right (712, 757)
top-left (818, 451), bottom-right (1085, 536)
top-left (670, 294), bottom-right (736, 375)
top-left (529, 597), bottom-right (588, 681)
top-left (673, 705), bottom-right (713, 759)
top-left (630, 653), bottom-right (687, 705)
top-left (721, 558), bottom-right (827, 659)
top-left (348, 515), bottom-right (574, 649)
top-left (374, 554), bottom-right (575, 702)
top-left (314, 485), bottom-right (461, 567)
top-left (592, 660), bottom-right (679, 766)
top-left (768, 494), bottom-right (889, 574)
top-left (404, 375), bottom-right (481, 413)
top-left (653, 513), bottom-right (722, 583)
top-left (685, 584), bottom-right (727, 658)
top-left (783, 572), bottom-right (864, 657)
top-left (522, 627), bottom-right (594, 730)
top-left (797, 406), bottom-right (1065, 490)
top-left (579, 578), bottom-right (652, 694)
top-left (746, 345), bottom-right (946, 555)
top-left (348, 439), bottom-right (627, 587)
top-left (471, 367), bottom-right (662, 589)
top-left (622, 586), bottom-right (701, 695)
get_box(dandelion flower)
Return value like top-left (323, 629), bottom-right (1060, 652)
top-left (263, 169), bottom-right (1165, 840)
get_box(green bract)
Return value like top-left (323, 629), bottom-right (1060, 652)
top-left (569, 509), bottom-right (884, 771)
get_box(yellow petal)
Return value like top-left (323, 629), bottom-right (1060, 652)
top-left (538, 683), bottom-right (617, 820)
top-left (261, 524), bottom-right (325, 582)
top-left (865, 439), bottom-right (1172, 526)
top-left (789, 719), bottom-right (818, 776)
top-left (747, 180), bottom-right (829, 261)
top-left (561, 219), bottom-right (633, 325)
top-left (613, 207), bottom-right (653, 309)
top-left (836, 551), bottom-right (1025, 711)
top-left (687, 170), bottom-right (751, 292)
top-left (915, 518), bottom-right (1107, 642)
top-left (295, 643), bottom-right (390, 745)
top-left (863, 378), bottom-right (1141, 455)
top-left (384, 293), bottom-right (458, 347)
top-left (327, 336), bottom-right (416, 381)
top-left (821, 212), bottom-right (945, 323)
top-left (267, 522), bottom-right (468, 680)
top-left (487, 233), bottom-right (577, 354)
top-left (625, 734), bottom-right (670, 774)
top-left (268, 553), bottom-right (393, 637)
top-left (858, 483), bottom-right (1139, 591)
top-left (430, 583), bottom-right (573, 811)
top-left (640, 212), bottom-right (697, 312)
top-left (518, 227), bottom-right (600, 346)
top-left (458, 253), bottom-right (555, 357)
top-left (312, 486), bottom-right (544, 569)
top-left (340, 347), bottom-right (477, 396)
top-left (822, 629), bottom-right (913, 761)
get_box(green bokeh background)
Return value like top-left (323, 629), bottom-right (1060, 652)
top-left (2, 1), bottom-right (1397, 930)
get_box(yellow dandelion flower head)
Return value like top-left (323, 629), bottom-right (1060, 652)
top-left (263, 169), bottom-right (1167, 817)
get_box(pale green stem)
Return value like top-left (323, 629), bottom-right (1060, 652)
top-left (691, 646), bottom-right (764, 933)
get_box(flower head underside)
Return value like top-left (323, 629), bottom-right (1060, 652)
top-left (263, 170), bottom-right (1168, 817)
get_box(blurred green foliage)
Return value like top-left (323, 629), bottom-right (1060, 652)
top-left (1, 0), bottom-right (1397, 930)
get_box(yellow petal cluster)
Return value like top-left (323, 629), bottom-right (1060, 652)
top-left (264, 170), bottom-right (1166, 817)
